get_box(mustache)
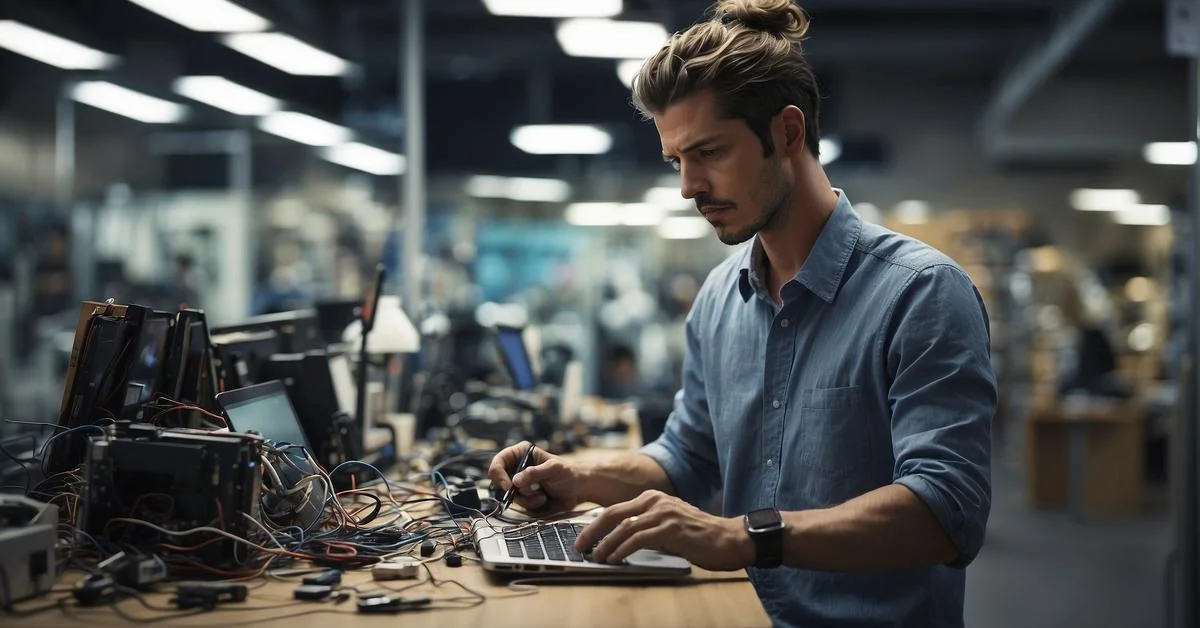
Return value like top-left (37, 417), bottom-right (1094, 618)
top-left (695, 196), bottom-right (735, 212)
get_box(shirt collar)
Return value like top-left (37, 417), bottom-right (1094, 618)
top-left (737, 189), bottom-right (862, 304)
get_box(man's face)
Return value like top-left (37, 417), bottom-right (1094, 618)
top-left (654, 90), bottom-right (792, 245)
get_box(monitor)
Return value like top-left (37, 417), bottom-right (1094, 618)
top-left (214, 380), bottom-right (312, 453)
top-left (495, 325), bottom-right (538, 391)
top-left (120, 312), bottom-right (173, 416)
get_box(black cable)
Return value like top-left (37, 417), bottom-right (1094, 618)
top-left (0, 442), bottom-right (32, 494)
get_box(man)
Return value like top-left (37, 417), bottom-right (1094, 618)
top-left (488, 0), bottom-right (995, 625)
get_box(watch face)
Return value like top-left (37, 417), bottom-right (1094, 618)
top-left (746, 508), bottom-right (783, 532)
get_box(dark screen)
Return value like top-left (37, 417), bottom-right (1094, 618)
top-left (123, 317), bottom-right (171, 407)
top-left (496, 328), bottom-right (537, 390)
top-left (222, 386), bottom-right (311, 452)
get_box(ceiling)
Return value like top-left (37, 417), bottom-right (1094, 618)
top-left (0, 0), bottom-right (1181, 189)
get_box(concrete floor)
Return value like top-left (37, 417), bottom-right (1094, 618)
top-left (965, 463), bottom-right (1173, 628)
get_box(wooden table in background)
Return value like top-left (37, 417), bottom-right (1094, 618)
top-left (1026, 397), bottom-right (1145, 516)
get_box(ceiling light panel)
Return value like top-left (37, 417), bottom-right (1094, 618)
top-left (173, 76), bottom-right (281, 116)
top-left (0, 21), bottom-right (118, 70)
top-left (222, 33), bottom-right (351, 76)
top-left (71, 81), bottom-right (187, 124)
top-left (126, 0), bottom-right (271, 32)
top-left (483, 0), bottom-right (622, 18)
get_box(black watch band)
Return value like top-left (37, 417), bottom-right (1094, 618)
top-left (744, 508), bottom-right (785, 569)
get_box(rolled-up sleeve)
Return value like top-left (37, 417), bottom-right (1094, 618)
top-left (884, 264), bottom-right (996, 568)
top-left (639, 296), bottom-right (722, 507)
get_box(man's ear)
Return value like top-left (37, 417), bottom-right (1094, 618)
top-left (779, 105), bottom-right (806, 154)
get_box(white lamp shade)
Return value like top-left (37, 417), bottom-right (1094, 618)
top-left (342, 295), bottom-right (421, 354)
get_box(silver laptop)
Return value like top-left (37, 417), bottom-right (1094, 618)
top-left (473, 515), bottom-right (692, 577)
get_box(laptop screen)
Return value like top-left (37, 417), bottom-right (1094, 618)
top-left (218, 381), bottom-right (311, 452)
top-left (496, 327), bottom-right (537, 390)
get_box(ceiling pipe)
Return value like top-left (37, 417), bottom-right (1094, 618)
top-left (978, 0), bottom-right (1123, 159)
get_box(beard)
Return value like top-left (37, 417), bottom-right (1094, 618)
top-left (712, 164), bottom-right (793, 246)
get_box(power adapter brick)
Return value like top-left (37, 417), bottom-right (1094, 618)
top-left (372, 558), bottom-right (420, 581)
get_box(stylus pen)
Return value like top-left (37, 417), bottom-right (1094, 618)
top-left (500, 443), bottom-right (537, 512)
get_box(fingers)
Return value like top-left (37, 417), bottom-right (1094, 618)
top-left (514, 491), bottom-right (548, 511)
top-left (574, 492), bottom-right (651, 552)
top-left (512, 458), bottom-right (561, 489)
top-left (599, 526), bottom-right (668, 564)
top-left (486, 441), bottom-right (534, 490)
top-left (590, 511), bottom-right (662, 563)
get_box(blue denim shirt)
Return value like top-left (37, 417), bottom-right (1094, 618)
top-left (641, 191), bottom-right (995, 628)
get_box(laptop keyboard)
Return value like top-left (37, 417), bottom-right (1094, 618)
top-left (504, 523), bottom-right (589, 562)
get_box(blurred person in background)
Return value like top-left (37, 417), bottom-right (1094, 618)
top-left (490, 1), bottom-right (995, 626)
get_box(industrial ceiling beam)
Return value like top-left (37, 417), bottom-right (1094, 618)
top-left (978, 0), bottom-right (1123, 158)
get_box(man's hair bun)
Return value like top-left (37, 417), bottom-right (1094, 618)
top-left (715, 0), bottom-right (810, 41)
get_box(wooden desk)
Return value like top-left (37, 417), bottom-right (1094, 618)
top-left (8, 563), bottom-right (767, 627)
top-left (7, 415), bottom-right (769, 628)
top-left (1026, 398), bottom-right (1145, 516)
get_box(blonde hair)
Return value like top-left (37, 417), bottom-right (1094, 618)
top-left (631, 0), bottom-right (821, 159)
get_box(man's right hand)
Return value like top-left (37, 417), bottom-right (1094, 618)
top-left (487, 441), bottom-right (589, 514)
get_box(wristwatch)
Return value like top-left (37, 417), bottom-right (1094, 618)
top-left (744, 508), bottom-right (786, 569)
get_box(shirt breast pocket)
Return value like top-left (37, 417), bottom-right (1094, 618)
top-left (799, 385), bottom-right (870, 482)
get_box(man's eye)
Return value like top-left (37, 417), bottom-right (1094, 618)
top-left (668, 160), bottom-right (681, 172)
top-left (699, 148), bottom-right (718, 159)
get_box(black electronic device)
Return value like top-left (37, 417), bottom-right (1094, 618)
top-left (294, 584), bottom-right (334, 601)
top-left (214, 381), bottom-right (328, 529)
top-left (744, 507), bottom-right (786, 569)
top-left (78, 424), bottom-right (263, 570)
top-left (258, 351), bottom-right (361, 467)
top-left (315, 298), bottom-right (361, 346)
top-left (163, 309), bottom-right (220, 414)
top-left (211, 309), bottom-right (323, 354)
top-left (356, 595), bottom-right (431, 614)
top-left (118, 309), bottom-right (176, 421)
top-left (210, 328), bottom-right (283, 391)
top-left (48, 309), bottom-right (132, 473)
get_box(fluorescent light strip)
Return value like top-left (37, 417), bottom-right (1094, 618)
top-left (0, 21), bottom-right (118, 70)
top-left (258, 111), bottom-right (352, 146)
top-left (642, 186), bottom-right (691, 211)
top-left (565, 202), bottom-right (621, 226)
top-left (321, 143), bottom-right (405, 176)
top-left (564, 202), bottom-right (666, 226)
top-left (658, 216), bottom-right (710, 239)
top-left (173, 76), bottom-right (281, 116)
top-left (466, 175), bottom-right (572, 202)
top-left (819, 138), bottom-right (841, 165)
top-left (71, 81), bottom-right (187, 124)
top-left (616, 59), bottom-right (643, 88)
top-left (556, 19), bottom-right (669, 59)
top-left (1069, 188), bottom-right (1140, 212)
top-left (511, 124), bottom-right (612, 155)
top-left (484, 0), bottom-right (622, 18)
top-left (222, 32), bottom-right (350, 77)
top-left (1143, 141), bottom-right (1197, 166)
top-left (126, 0), bottom-right (270, 32)
top-left (1113, 204), bottom-right (1170, 226)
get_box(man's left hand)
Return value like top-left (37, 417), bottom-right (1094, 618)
top-left (573, 490), bottom-right (755, 572)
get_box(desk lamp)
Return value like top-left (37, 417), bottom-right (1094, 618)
top-left (342, 271), bottom-right (421, 454)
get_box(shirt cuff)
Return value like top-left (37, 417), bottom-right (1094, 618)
top-left (894, 474), bottom-right (979, 568)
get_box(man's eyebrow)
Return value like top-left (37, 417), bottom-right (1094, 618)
top-left (662, 134), bottom-right (722, 160)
